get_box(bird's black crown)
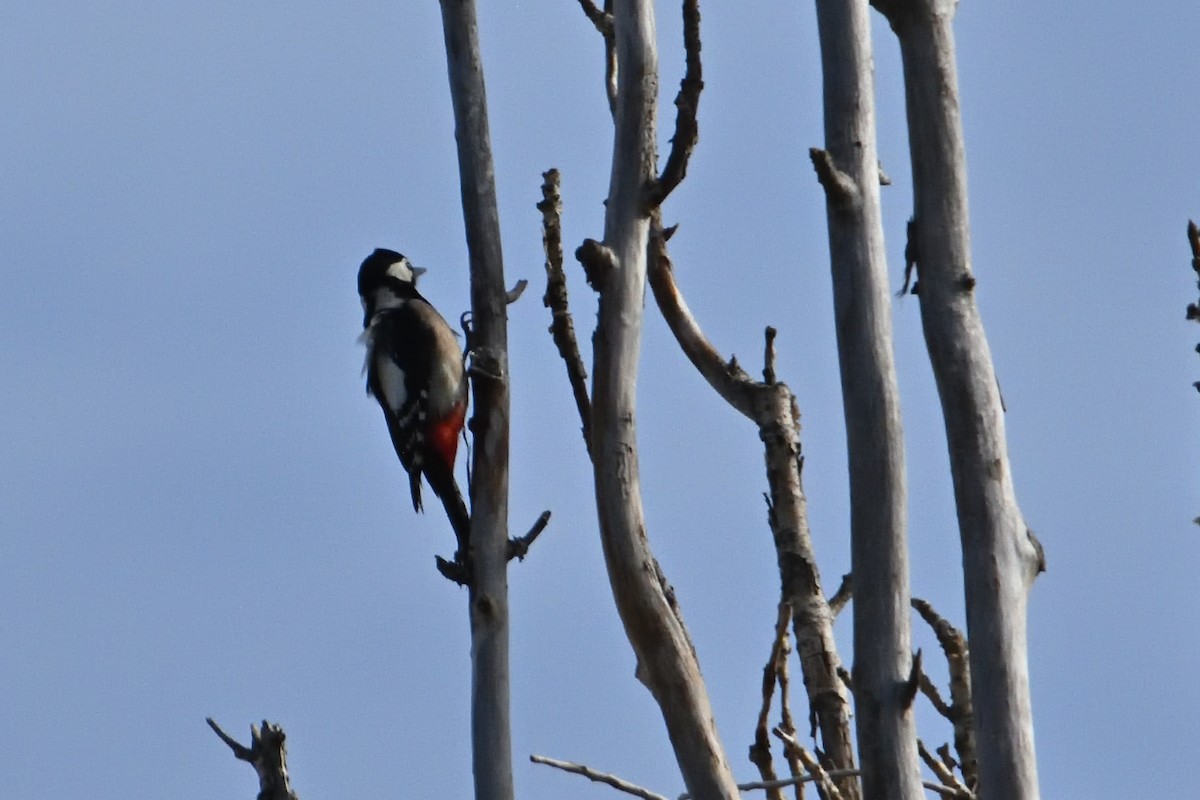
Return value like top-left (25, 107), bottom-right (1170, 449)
top-left (358, 248), bottom-right (411, 296)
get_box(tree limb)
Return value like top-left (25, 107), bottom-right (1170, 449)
top-left (539, 168), bottom-right (593, 454)
top-left (206, 718), bottom-right (299, 800)
top-left (582, 3), bottom-right (740, 797)
top-left (912, 597), bottom-right (976, 789)
top-left (531, 754), bottom-right (669, 800)
top-left (647, 0), bottom-right (703, 209)
top-left (773, 728), bottom-right (846, 800)
top-left (918, 740), bottom-right (974, 799)
top-left (573, 0), bottom-right (617, 116)
top-left (648, 221), bottom-right (858, 799)
top-left (748, 602), bottom-right (792, 800)
top-left (827, 573), bottom-right (853, 617)
top-left (507, 510), bottom-right (552, 561)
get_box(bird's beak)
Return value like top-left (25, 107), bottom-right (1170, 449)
top-left (411, 266), bottom-right (427, 281)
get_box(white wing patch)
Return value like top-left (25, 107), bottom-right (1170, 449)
top-left (376, 356), bottom-right (408, 416)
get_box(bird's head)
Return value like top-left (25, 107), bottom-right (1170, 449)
top-left (358, 248), bottom-right (427, 326)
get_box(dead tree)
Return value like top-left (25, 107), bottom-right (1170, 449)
top-left (548, 1), bottom-right (742, 796)
top-left (809, 1), bottom-right (923, 797)
top-left (870, 1), bottom-right (1045, 797)
top-left (207, 719), bottom-right (300, 800)
top-left (439, 2), bottom-right (518, 797)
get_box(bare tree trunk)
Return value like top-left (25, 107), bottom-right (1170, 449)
top-left (871, 2), bottom-right (1044, 797)
top-left (438, 3), bottom-right (514, 799)
top-left (583, 2), bottom-right (740, 797)
top-left (810, 2), bottom-right (922, 798)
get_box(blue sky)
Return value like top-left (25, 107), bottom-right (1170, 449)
top-left (3, 2), bottom-right (1198, 798)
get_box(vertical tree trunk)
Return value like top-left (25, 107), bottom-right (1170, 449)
top-left (871, 2), bottom-right (1043, 797)
top-left (585, 2), bottom-right (740, 797)
top-left (438, 3), bottom-right (514, 799)
top-left (810, 2), bottom-right (923, 798)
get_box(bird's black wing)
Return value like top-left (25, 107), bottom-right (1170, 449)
top-left (365, 303), bottom-right (437, 512)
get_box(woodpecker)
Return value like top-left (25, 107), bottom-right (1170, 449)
top-left (358, 248), bottom-right (469, 534)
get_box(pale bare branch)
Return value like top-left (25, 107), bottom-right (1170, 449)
top-left (531, 754), bottom-right (669, 800)
top-left (648, 0), bottom-right (702, 208)
top-left (539, 169), bottom-right (592, 454)
top-left (918, 740), bottom-right (974, 799)
top-left (649, 221), bottom-right (858, 799)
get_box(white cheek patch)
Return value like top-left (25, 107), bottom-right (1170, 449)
top-left (386, 258), bottom-right (415, 283)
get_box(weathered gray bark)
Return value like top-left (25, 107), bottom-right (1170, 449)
top-left (584, 2), bottom-right (740, 797)
top-left (438, 3), bottom-right (514, 799)
top-left (810, 2), bottom-right (923, 798)
top-left (648, 232), bottom-right (858, 800)
top-left (870, 2), bottom-right (1043, 797)
top-left (206, 718), bottom-right (300, 800)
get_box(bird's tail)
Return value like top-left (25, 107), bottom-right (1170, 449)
top-left (425, 465), bottom-right (471, 554)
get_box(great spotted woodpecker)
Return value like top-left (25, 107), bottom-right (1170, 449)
top-left (358, 248), bottom-right (469, 534)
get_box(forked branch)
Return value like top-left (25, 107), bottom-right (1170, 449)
top-left (648, 220), bottom-right (858, 799)
top-left (647, 0), bottom-right (703, 209)
top-left (206, 718), bottom-right (299, 800)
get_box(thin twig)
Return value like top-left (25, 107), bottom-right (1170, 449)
top-left (826, 573), bottom-right (853, 617)
top-left (763, 326), bottom-right (778, 386)
top-left (679, 771), bottom-right (860, 800)
top-left (918, 740), bottom-right (974, 799)
top-left (507, 510), bottom-right (552, 561)
top-left (506, 279), bottom-right (528, 304)
top-left (539, 169), bottom-right (593, 455)
top-left (207, 717), bottom-right (253, 760)
top-left (936, 744), bottom-right (960, 776)
top-left (749, 602), bottom-right (792, 800)
top-left (602, 0), bottom-right (616, 117)
top-left (917, 667), bottom-right (953, 719)
top-left (773, 728), bottom-right (846, 800)
top-left (531, 754), bottom-right (669, 800)
top-left (648, 0), bottom-right (703, 208)
top-left (774, 636), bottom-right (805, 800)
top-left (912, 597), bottom-right (976, 788)
top-left (680, 771), bottom-right (972, 800)
top-left (574, 0), bottom-right (611, 34)
top-left (572, 0), bottom-right (616, 116)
